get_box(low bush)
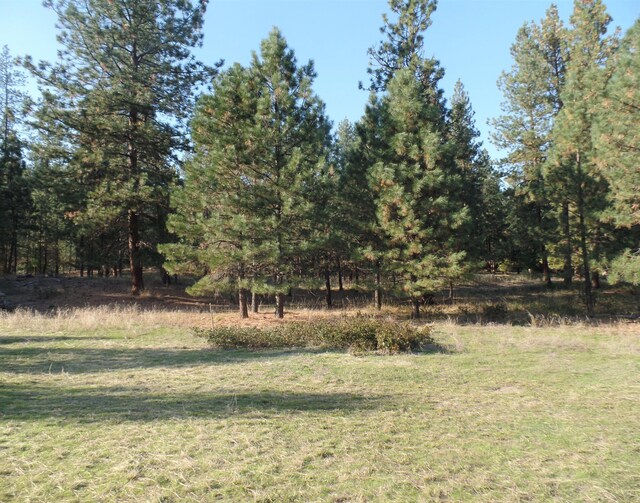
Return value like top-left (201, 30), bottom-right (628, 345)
top-left (193, 318), bottom-right (433, 353)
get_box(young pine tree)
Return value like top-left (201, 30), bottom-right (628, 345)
top-left (163, 29), bottom-right (330, 318)
top-left (356, 0), bottom-right (461, 315)
top-left (372, 68), bottom-right (467, 319)
top-left (348, 97), bottom-right (392, 309)
top-left (446, 80), bottom-right (492, 282)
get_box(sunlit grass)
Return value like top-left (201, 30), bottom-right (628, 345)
top-left (1, 305), bottom-right (639, 501)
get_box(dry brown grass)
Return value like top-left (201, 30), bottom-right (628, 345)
top-left (0, 302), bottom-right (415, 335)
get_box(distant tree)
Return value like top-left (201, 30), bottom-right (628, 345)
top-left (1, 46), bottom-right (25, 144)
top-left (0, 46), bottom-right (30, 273)
top-left (26, 158), bottom-right (78, 276)
top-left (594, 19), bottom-right (640, 285)
top-left (163, 29), bottom-right (330, 318)
top-left (446, 81), bottom-right (491, 277)
top-left (348, 96), bottom-right (391, 309)
top-left (475, 151), bottom-right (511, 270)
top-left (0, 133), bottom-right (30, 273)
top-left (329, 119), bottom-right (359, 294)
top-left (23, 0), bottom-right (213, 294)
top-left (310, 142), bottom-right (343, 309)
top-left (492, 5), bottom-right (569, 283)
top-left (547, 0), bottom-right (617, 315)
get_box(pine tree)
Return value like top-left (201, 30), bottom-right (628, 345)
top-left (163, 29), bottom-right (330, 318)
top-left (26, 157), bottom-right (78, 276)
top-left (162, 64), bottom-right (257, 317)
top-left (0, 133), bottom-right (30, 273)
top-left (476, 151), bottom-right (511, 271)
top-left (1, 46), bottom-right (25, 145)
top-left (356, 0), bottom-right (462, 315)
top-left (446, 81), bottom-right (488, 274)
top-left (594, 19), bottom-right (640, 284)
top-left (447, 81), bottom-right (510, 277)
top-left (348, 96), bottom-right (391, 309)
top-left (22, 0), bottom-right (213, 294)
top-left (365, 0), bottom-right (439, 93)
top-left (372, 68), bottom-right (467, 319)
top-left (310, 134), bottom-right (345, 309)
top-left (492, 5), bottom-right (569, 283)
top-left (0, 46), bottom-right (30, 273)
top-left (547, 0), bottom-right (617, 315)
top-left (329, 119), bottom-right (358, 295)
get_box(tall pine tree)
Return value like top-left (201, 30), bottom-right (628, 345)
top-left (372, 67), bottom-right (467, 319)
top-left (547, 0), bottom-right (617, 315)
top-left (0, 46), bottom-right (30, 274)
top-left (492, 5), bottom-right (569, 283)
top-left (594, 19), bottom-right (640, 285)
top-left (23, 0), bottom-right (213, 294)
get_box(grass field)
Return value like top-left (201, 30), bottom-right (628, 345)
top-left (1, 305), bottom-right (639, 502)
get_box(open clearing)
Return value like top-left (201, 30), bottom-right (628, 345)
top-left (1, 304), bottom-right (639, 502)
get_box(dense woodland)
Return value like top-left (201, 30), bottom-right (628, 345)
top-left (0, 0), bottom-right (638, 318)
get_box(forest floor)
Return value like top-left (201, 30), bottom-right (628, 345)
top-left (0, 271), bottom-right (638, 323)
top-left (1, 274), bottom-right (639, 501)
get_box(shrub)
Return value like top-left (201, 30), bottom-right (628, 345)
top-left (193, 318), bottom-right (433, 353)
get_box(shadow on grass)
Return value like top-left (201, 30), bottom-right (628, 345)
top-left (0, 383), bottom-right (387, 422)
top-left (0, 335), bottom-right (114, 345)
top-left (0, 344), bottom-right (449, 374)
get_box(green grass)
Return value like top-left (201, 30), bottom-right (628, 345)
top-left (1, 311), bottom-right (639, 502)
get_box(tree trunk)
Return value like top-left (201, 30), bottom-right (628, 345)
top-left (576, 154), bottom-right (594, 317)
top-left (128, 209), bottom-right (144, 296)
top-left (374, 260), bottom-right (382, 310)
top-left (562, 201), bottom-right (572, 285)
top-left (54, 240), bottom-right (60, 276)
top-left (127, 69), bottom-right (143, 295)
top-left (591, 271), bottom-right (601, 289)
top-left (448, 280), bottom-right (454, 303)
top-left (337, 257), bottom-right (344, 292)
top-left (251, 291), bottom-right (259, 313)
top-left (325, 267), bottom-right (332, 309)
top-left (42, 244), bottom-right (48, 275)
top-left (542, 255), bottom-right (551, 286)
top-left (275, 292), bottom-right (285, 319)
top-left (25, 232), bottom-right (31, 274)
top-left (411, 298), bottom-right (420, 319)
top-left (238, 288), bottom-right (249, 318)
top-left (9, 224), bottom-right (17, 273)
top-left (537, 204), bottom-right (552, 286)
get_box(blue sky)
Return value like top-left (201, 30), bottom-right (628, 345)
top-left (1, 0), bottom-right (638, 159)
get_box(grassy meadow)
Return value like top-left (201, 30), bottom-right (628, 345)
top-left (1, 278), bottom-right (639, 502)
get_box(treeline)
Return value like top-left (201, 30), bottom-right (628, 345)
top-left (0, 0), bottom-right (637, 318)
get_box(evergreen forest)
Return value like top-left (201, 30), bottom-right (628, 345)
top-left (1, 0), bottom-right (638, 318)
